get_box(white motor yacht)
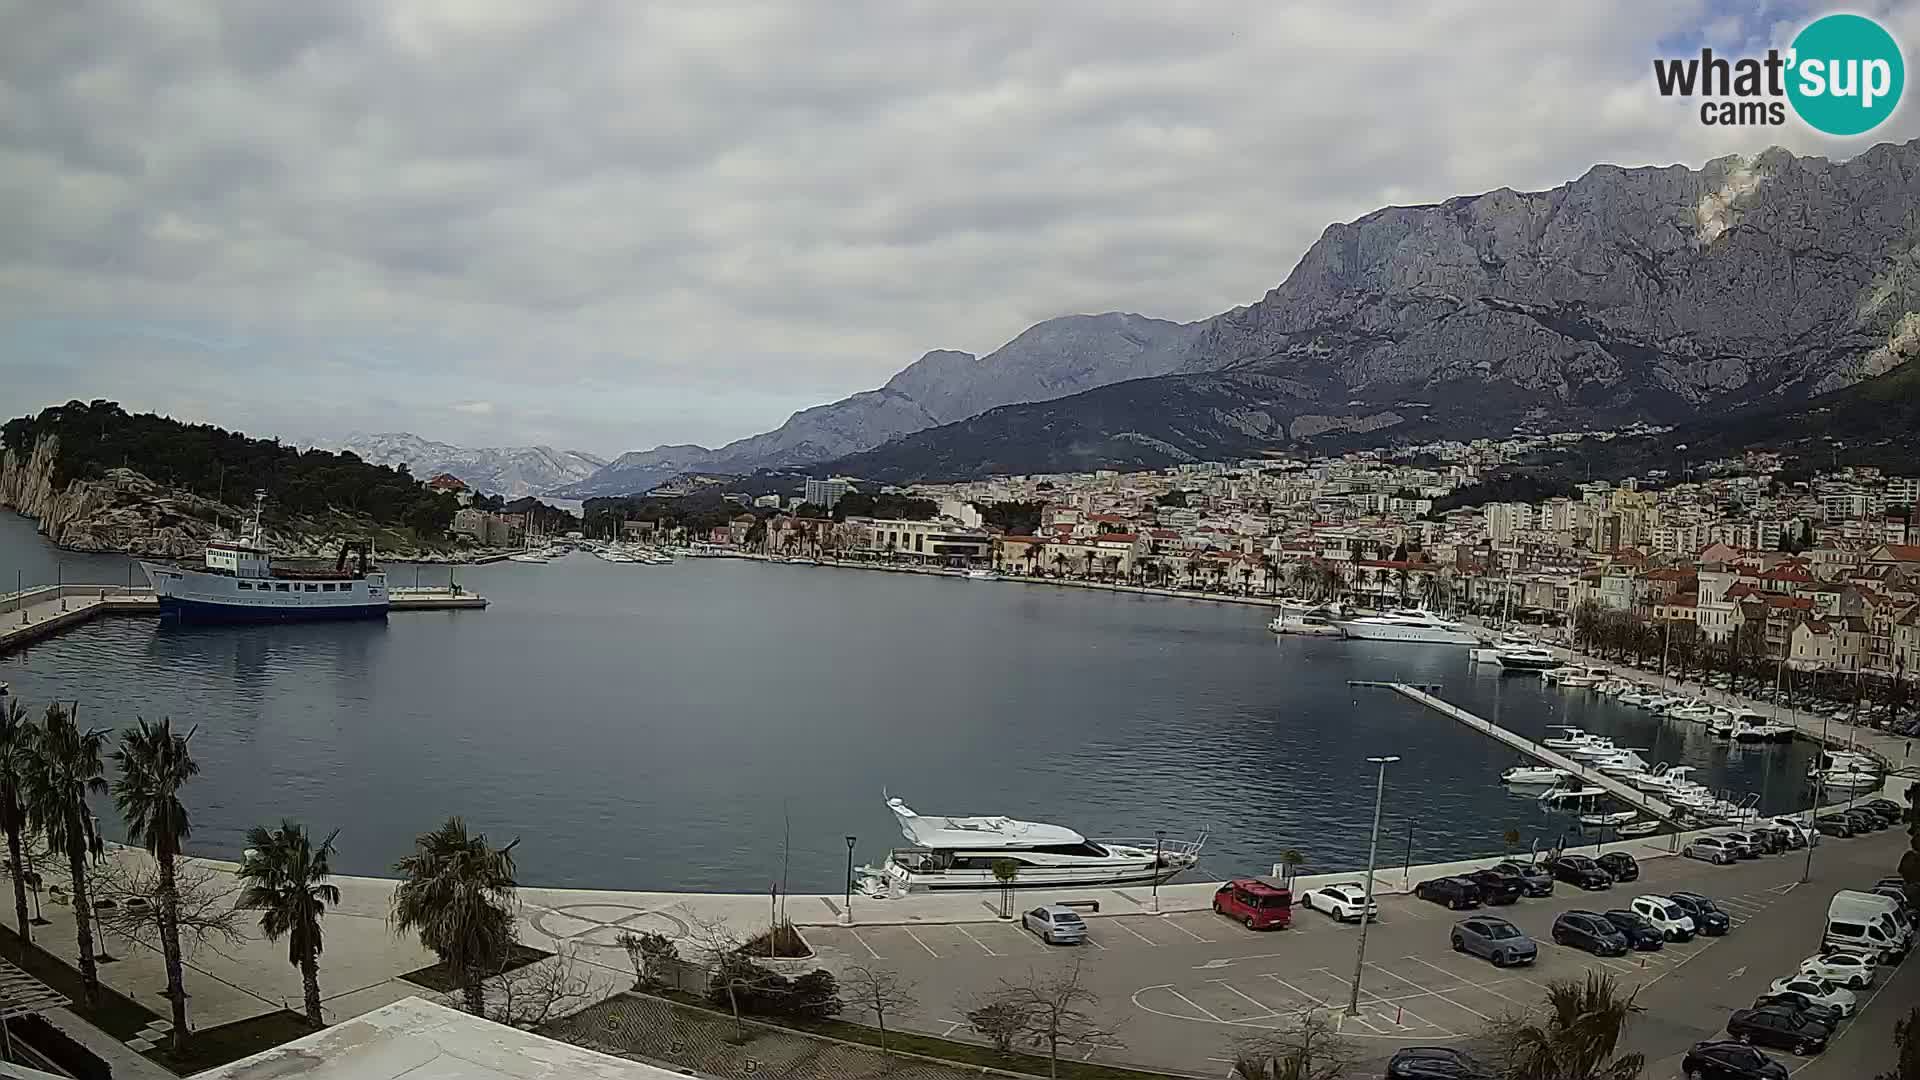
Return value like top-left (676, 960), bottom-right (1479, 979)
top-left (854, 797), bottom-right (1205, 896)
top-left (1538, 786), bottom-right (1609, 808)
top-left (1564, 738), bottom-right (1623, 760)
top-left (1579, 810), bottom-right (1639, 827)
top-left (1268, 606), bottom-right (1345, 637)
top-left (1494, 644), bottom-right (1562, 672)
top-left (1501, 764), bottom-right (1571, 785)
top-left (1668, 702), bottom-right (1718, 724)
top-left (1330, 608), bottom-right (1480, 645)
top-left (965, 568), bottom-right (999, 581)
top-left (1594, 751), bottom-right (1651, 777)
top-left (1541, 726), bottom-right (1593, 751)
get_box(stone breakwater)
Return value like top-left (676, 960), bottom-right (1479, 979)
top-left (0, 433), bottom-right (473, 560)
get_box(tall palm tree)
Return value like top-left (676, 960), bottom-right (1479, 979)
top-left (1492, 972), bottom-right (1644, 1080)
top-left (23, 703), bottom-right (108, 1005)
top-left (237, 821), bottom-right (340, 1028)
top-left (1288, 562), bottom-right (1312, 598)
top-left (391, 817), bottom-right (520, 1016)
top-left (1051, 552), bottom-right (1069, 578)
top-left (0, 699), bottom-right (36, 944)
top-left (112, 717), bottom-right (199, 1050)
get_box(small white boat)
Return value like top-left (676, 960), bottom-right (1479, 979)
top-left (1539, 786), bottom-right (1609, 808)
top-left (965, 568), bottom-right (999, 581)
top-left (1495, 644), bottom-right (1562, 672)
top-left (1269, 608), bottom-right (1345, 636)
top-left (1594, 751), bottom-right (1651, 777)
top-left (1616, 819), bottom-right (1660, 837)
top-left (1815, 769), bottom-right (1881, 790)
top-left (507, 552), bottom-right (550, 564)
top-left (1565, 738), bottom-right (1623, 760)
top-left (1579, 810), bottom-right (1638, 827)
top-left (1669, 702), bottom-right (1718, 724)
top-left (1501, 765), bottom-right (1571, 785)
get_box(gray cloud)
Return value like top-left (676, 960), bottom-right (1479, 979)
top-left (3, 0), bottom-right (1918, 454)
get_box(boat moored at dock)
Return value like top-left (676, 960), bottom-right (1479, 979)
top-left (854, 796), bottom-right (1204, 896)
top-left (140, 494), bottom-right (388, 623)
top-left (1331, 608), bottom-right (1479, 646)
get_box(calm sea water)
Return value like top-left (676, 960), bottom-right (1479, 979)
top-left (0, 511), bottom-right (1817, 892)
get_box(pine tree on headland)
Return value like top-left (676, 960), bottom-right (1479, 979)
top-left (22, 703), bottom-right (108, 1006)
top-left (0, 699), bottom-right (37, 944)
top-left (391, 817), bottom-right (519, 1016)
top-left (237, 821), bottom-right (340, 1028)
top-left (112, 717), bottom-right (199, 1051)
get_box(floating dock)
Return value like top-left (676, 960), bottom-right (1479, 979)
top-left (1379, 681), bottom-right (1688, 826)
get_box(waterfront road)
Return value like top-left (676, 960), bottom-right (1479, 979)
top-left (803, 828), bottom-right (1913, 1077)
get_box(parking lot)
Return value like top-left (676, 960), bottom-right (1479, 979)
top-left (802, 828), bottom-right (1909, 1076)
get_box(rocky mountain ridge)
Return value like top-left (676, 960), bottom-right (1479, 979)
top-left (828, 139), bottom-right (1920, 483)
top-left (323, 432), bottom-right (606, 497)
top-left (558, 312), bottom-right (1195, 496)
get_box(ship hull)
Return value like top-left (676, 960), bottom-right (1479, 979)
top-left (158, 596), bottom-right (388, 623)
top-left (1334, 623), bottom-right (1480, 645)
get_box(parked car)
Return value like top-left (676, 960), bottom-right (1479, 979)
top-left (1744, 827), bottom-right (1788, 855)
top-left (1021, 905), bottom-right (1088, 945)
top-left (1296, 881), bottom-right (1378, 922)
top-left (1725, 1006), bottom-right (1832, 1055)
top-left (1682, 1039), bottom-right (1789, 1080)
top-left (1862, 798), bottom-right (1904, 821)
top-left (1385, 1047), bottom-right (1492, 1080)
top-left (1492, 860), bottom-right (1555, 897)
top-left (1798, 951), bottom-right (1876, 989)
top-left (1668, 891), bottom-right (1732, 936)
top-left (1547, 854), bottom-right (1613, 890)
top-left (1769, 816), bottom-right (1817, 847)
top-left (1719, 831), bottom-right (1763, 858)
top-left (1813, 815), bottom-right (1855, 838)
top-left (1758, 823), bottom-right (1806, 851)
top-left (1684, 836), bottom-right (1740, 865)
top-left (1752, 993), bottom-right (1842, 1029)
top-left (1551, 910), bottom-right (1630, 956)
top-left (1765, 975), bottom-right (1857, 1017)
top-left (1415, 876), bottom-right (1483, 910)
top-left (1463, 867), bottom-right (1524, 905)
top-left (1629, 895), bottom-right (1696, 941)
top-left (1212, 879), bottom-right (1292, 930)
top-left (1450, 916), bottom-right (1538, 967)
top-left (1596, 852), bottom-right (1639, 882)
top-left (1601, 909), bottom-right (1665, 951)
top-left (1844, 808), bottom-right (1886, 832)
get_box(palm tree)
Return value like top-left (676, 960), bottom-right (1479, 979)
top-left (1051, 551), bottom-right (1069, 578)
top-left (0, 699), bottom-right (35, 944)
top-left (237, 821), bottom-right (340, 1028)
top-left (1288, 562), bottom-right (1312, 598)
top-left (23, 703), bottom-right (108, 1005)
top-left (391, 817), bottom-right (520, 1016)
top-left (1394, 567), bottom-right (1412, 605)
top-left (112, 717), bottom-right (200, 1050)
top-left (1492, 973), bottom-right (1644, 1080)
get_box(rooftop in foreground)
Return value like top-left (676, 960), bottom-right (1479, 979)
top-left (195, 997), bottom-right (690, 1080)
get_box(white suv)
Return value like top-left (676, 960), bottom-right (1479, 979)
top-left (1630, 895), bottom-right (1697, 941)
top-left (1298, 882), bottom-right (1379, 922)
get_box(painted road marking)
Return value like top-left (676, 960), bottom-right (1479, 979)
top-left (903, 927), bottom-right (939, 958)
top-left (847, 928), bottom-right (882, 960)
top-left (1163, 917), bottom-right (1214, 943)
top-left (1313, 967), bottom-right (1446, 1033)
top-left (1208, 979), bottom-right (1282, 1019)
top-left (1264, 974), bottom-right (1330, 1008)
top-left (1194, 952), bottom-right (1290, 970)
top-left (955, 924), bottom-right (1001, 956)
top-left (1164, 987), bottom-right (1226, 1023)
top-left (1366, 961), bottom-right (1493, 1022)
top-left (1112, 919), bottom-right (1161, 946)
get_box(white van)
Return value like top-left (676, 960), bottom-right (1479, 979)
top-left (1826, 891), bottom-right (1911, 962)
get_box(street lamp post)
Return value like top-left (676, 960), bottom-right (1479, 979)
top-left (1802, 709), bottom-right (1831, 884)
top-left (1151, 830), bottom-right (1165, 914)
top-left (841, 836), bottom-right (857, 926)
top-left (1348, 755), bottom-right (1400, 1017)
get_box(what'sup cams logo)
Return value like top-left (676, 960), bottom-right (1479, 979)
top-left (1654, 12), bottom-right (1905, 135)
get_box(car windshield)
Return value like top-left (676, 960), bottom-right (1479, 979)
top-left (1663, 905), bottom-right (1684, 919)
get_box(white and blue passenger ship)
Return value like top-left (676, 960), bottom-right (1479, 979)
top-left (141, 494), bottom-right (388, 623)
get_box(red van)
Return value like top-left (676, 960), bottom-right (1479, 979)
top-left (1214, 878), bottom-right (1293, 930)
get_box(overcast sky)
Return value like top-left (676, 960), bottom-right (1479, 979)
top-left (4, 1), bottom-right (1917, 457)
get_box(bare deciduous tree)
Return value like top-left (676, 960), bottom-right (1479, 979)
top-left (681, 909), bottom-right (781, 1041)
top-left (615, 929), bottom-right (679, 991)
top-left (845, 965), bottom-right (917, 1054)
top-left (972, 962), bottom-right (1122, 1079)
top-left (1229, 1009), bottom-right (1357, 1080)
top-left (488, 945), bottom-right (593, 1029)
top-left (91, 855), bottom-right (244, 961)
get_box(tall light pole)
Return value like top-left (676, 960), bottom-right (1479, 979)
top-left (1348, 755), bottom-right (1400, 1017)
top-left (1151, 830), bottom-right (1165, 914)
top-left (840, 836), bottom-right (857, 926)
top-left (1803, 708), bottom-right (1831, 884)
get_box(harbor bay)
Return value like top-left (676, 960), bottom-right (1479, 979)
top-left (1, 511), bottom-right (1821, 894)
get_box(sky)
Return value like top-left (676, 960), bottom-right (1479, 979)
top-left (4, 1), bottom-right (1918, 458)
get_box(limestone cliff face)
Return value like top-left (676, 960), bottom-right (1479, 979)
top-left (1, 434), bottom-right (461, 559)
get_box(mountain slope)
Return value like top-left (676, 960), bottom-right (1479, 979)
top-left (559, 313), bottom-right (1196, 496)
top-left (828, 140), bottom-right (1920, 482)
top-left (326, 433), bottom-right (607, 497)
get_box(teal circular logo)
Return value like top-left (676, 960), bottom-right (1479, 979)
top-left (1787, 14), bottom-right (1904, 136)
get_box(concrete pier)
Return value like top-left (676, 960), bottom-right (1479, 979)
top-left (0, 584), bottom-right (157, 655)
top-left (1384, 681), bottom-right (1689, 825)
top-left (388, 587), bottom-right (488, 610)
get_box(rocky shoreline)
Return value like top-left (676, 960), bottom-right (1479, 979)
top-left (0, 434), bottom-right (481, 561)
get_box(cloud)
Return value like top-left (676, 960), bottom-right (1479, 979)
top-left (450, 401), bottom-right (496, 417)
top-left (1, 0), bottom-right (1917, 455)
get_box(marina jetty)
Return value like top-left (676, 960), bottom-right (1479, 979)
top-left (0, 581), bottom-right (486, 656)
